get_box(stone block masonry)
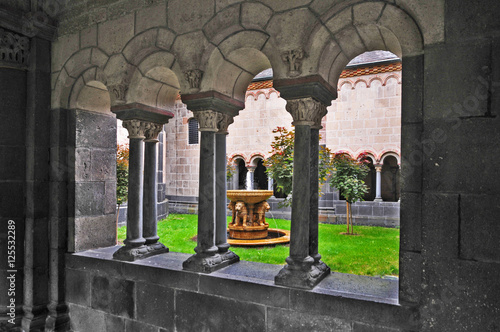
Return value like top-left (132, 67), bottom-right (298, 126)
top-left (66, 248), bottom-right (415, 332)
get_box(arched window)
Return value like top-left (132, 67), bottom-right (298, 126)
top-left (188, 118), bottom-right (199, 144)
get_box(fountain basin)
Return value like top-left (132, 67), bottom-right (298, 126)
top-left (227, 228), bottom-right (290, 246)
top-left (227, 190), bottom-right (274, 240)
top-left (227, 190), bottom-right (273, 204)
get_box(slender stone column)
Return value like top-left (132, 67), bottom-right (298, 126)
top-left (374, 165), bottom-right (383, 202)
top-left (215, 114), bottom-right (239, 264)
top-left (113, 120), bottom-right (149, 261)
top-left (275, 97), bottom-right (330, 289)
top-left (183, 110), bottom-right (236, 273)
top-left (268, 176), bottom-right (274, 192)
top-left (309, 109), bottom-right (331, 276)
top-left (143, 122), bottom-right (169, 254)
top-left (246, 166), bottom-right (255, 190)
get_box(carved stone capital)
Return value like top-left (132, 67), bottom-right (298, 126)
top-left (122, 119), bottom-right (147, 139)
top-left (375, 165), bottom-right (383, 172)
top-left (0, 28), bottom-right (30, 67)
top-left (217, 113), bottom-right (234, 134)
top-left (311, 103), bottom-right (328, 130)
top-left (109, 82), bottom-right (128, 104)
top-left (285, 97), bottom-right (325, 126)
top-left (281, 49), bottom-right (304, 77)
top-left (144, 122), bottom-right (164, 142)
top-left (185, 69), bottom-right (203, 92)
top-left (193, 110), bottom-right (218, 132)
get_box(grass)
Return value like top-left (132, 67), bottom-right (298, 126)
top-left (118, 214), bottom-right (399, 277)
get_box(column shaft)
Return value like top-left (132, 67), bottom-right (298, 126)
top-left (309, 128), bottom-right (320, 262)
top-left (289, 125), bottom-right (313, 262)
top-left (195, 130), bottom-right (218, 255)
top-left (215, 133), bottom-right (230, 253)
top-left (143, 141), bottom-right (159, 244)
top-left (124, 137), bottom-right (146, 247)
top-left (374, 166), bottom-right (382, 202)
top-left (246, 168), bottom-right (254, 190)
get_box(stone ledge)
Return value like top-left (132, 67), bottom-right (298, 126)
top-left (67, 246), bottom-right (399, 306)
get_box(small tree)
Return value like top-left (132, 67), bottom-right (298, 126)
top-left (329, 153), bottom-right (369, 235)
top-left (116, 144), bottom-right (129, 220)
top-left (265, 127), bottom-right (332, 207)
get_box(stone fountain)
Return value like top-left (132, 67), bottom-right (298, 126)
top-left (227, 190), bottom-right (274, 240)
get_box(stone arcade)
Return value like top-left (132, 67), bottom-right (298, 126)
top-left (1, 1), bottom-right (500, 331)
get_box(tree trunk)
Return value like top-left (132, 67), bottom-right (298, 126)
top-left (346, 201), bottom-right (350, 234)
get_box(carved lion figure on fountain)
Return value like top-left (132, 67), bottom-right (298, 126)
top-left (229, 201), bottom-right (249, 226)
top-left (253, 201), bottom-right (271, 226)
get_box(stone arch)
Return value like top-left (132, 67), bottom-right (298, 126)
top-left (338, 80), bottom-right (353, 91)
top-left (380, 151), bottom-right (401, 165)
top-left (229, 154), bottom-right (247, 165)
top-left (69, 78), bottom-right (111, 114)
top-left (383, 74), bottom-right (401, 86)
top-left (249, 153), bottom-right (266, 167)
top-left (332, 149), bottom-right (355, 160)
top-left (126, 51), bottom-right (182, 108)
top-left (356, 150), bottom-right (377, 163)
top-left (310, 2), bottom-right (423, 88)
top-left (353, 78), bottom-right (369, 89)
top-left (201, 30), bottom-right (275, 101)
top-left (52, 47), bottom-right (109, 109)
top-left (369, 76), bottom-right (384, 88)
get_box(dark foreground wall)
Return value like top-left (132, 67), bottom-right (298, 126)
top-left (66, 247), bottom-right (415, 332)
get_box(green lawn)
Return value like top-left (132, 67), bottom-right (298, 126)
top-left (118, 214), bottom-right (399, 277)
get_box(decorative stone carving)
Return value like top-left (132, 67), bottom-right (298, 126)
top-left (281, 49), bottom-right (304, 77)
top-left (312, 103), bottom-right (328, 130)
top-left (285, 97), bottom-right (323, 126)
top-left (122, 119), bottom-right (147, 139)
top-left (144, 122), bottom-right (164, 142)
top-left (217, 113), bottom-right (234, 134)
top-left (185, 69), bottom-right (203, 92)
top-left (193, 110), bottom-right (218, 132)
top-left (0, 29), bottom-right (30, 66)
top-left (109, 83), bottom-right (128, 104)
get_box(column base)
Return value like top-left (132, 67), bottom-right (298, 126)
top-left (113, 243), bottom-right (168, 261)
top-left (183, 251), bottom-right (239, 273)
top-left (44, 303), bottom-right (70, 332)
top-left (220, 250), bottom-right (240, 265)
top-left (146, 242), bottom-right (170, 256)
top-left (374, 198), bottom-right (383, 202)
top-left (275, 260), bottom-right (331, 289)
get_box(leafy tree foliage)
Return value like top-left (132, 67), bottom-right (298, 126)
top-left (116, 144), bottom-right (129, 205)
top-left (265, 126), bottom-right (370, 234)
top-left (329, 153), bottom-right (370, 234)
top-left (264, 127), bottom-right (332, 206)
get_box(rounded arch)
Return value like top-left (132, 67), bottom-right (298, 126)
top-left (309, 2), bottom-right (423, 88)
top-left (338, 80), bottom-right (354, 91)
top-left (249, 153), bottom-right (266, 167)
top-left (356, 150), bottom-right (377, 163)
top-left (383, 74), bottom-right (401, 86)
top-left (201, 29), bottom-right (277, 101)
top-left (69, 78), bottom-right (111, 114)
top-left (353, 79), bottom-right (369, 89)
top-left (52, 47), bottom-right (109, 109)
top-left (369, 76), bottom-right (384, 88)
top-left (126, 51), bottom-right (182, 108)
top-left (380, 151), bottom-right (401, 165)
top-left (229, 154), bottom-right (248, 165)
top-left (332, 149), bottom-right (355, 160)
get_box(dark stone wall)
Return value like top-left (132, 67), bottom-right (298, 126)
top-left (0, 65), bottom-right (27, 327)
top-left (67, 109), bottom-right (117, 252)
